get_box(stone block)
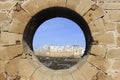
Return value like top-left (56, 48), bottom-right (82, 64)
top-left (105, 22), bottom-right (115, 31)
top-left (10, 10), bottom-right (31, 34)
top-left (117, 37), bottom-right (120, 46)
top-left (0, 73), bottom-right (6, 80)
top-left (107, 48), bottom-right (120, 59)
top-left (0, 32), bottom-right (22, 45)
top-left (84, 6), bottom-right (104, 23)
top-left (79, 62), bottom-right (98, 80)
top-left (87, 55), bottom-right (110, 71)
top-left (89, 19), bottom-right (105, 33)
top-left (63, 74), bottom-right (74, 80)
top-left (19, 59), bottom-right (36, 79)
top-left (93, 32), bottom-right (115, 45)
top-left (0, 47), bottom-right (9, 60)
top-left (66, 0), bottom-right (80, 9)
top-left (90, 45), bottom-right (107, 57)
top-left (22, 0), bottom-right (49, 16)
top-left (5, 58), bottom-right (20, 76)
top-left (22, 0), bottom-right (39, 16)
top-left (0, 12), bottom-right (11, 22)
top-left (112, 60), bottom-right (120, 70)
top-left (49, 0), bottom-right (57, 7)
top-left (103, 3), bottom-right (120, 10)
top-left (75, 0), bottom-right (91, 16)
top-left (72, 69), bottom-right (86, 80)
top-left (57, 0), bottom-right (66, 7)
top-left (104, 10), bottom-right (120, 22)
top-left (0, 1), bottom-right (16, 10)
top-left (0, 61), bottom-right (4, 74)
top-left (91, 71), bottom-right (113, 80)
top-left (117, 23), bottom-right (120, 34)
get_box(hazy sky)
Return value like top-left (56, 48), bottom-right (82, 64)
top-left (32, 17), bottom-right (86, 50)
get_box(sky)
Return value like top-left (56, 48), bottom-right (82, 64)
top-left (32, 17), bottom-right (86, 50)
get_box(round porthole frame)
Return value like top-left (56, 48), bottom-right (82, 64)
top-left (23, 7), bottom-right (93, 72)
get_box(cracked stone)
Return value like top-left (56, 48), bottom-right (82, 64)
top-left (87, 55), bottom-right (110, 72)
top-left (90, 45), bottom-right (107, 57)
top-left (66, 0), bottom-right (80, 9)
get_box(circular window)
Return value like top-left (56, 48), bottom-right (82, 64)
top-left (32, 17), bottom-right (86, 70)
top-left (23, 7), bottom-right (93, 70)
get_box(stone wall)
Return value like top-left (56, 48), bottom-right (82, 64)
top-left (0, 0), bottom-right (120, 80)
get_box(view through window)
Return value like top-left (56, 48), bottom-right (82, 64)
top-left (32, 17), bottom-right (86, 70)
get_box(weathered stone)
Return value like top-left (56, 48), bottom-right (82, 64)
top-left (75, 0), bottom-right (91, 15)
top-left (72, 69), bottom-right (86, 80)
top-left (105, 22), bottom-right (115, 31)
top-left (0, 73), bottom-right (6, 80)
top-left (66, 0), bottom-right (80, 9)
top-left (49, 0), bottom-right (57, 6)
top-left (0, 32), bottom-right (22, 45)
top-left (103, 3), bottom-right (120, 10)
top-left (5, 58), bottom-right (20, 76)
top-left (112, 60), bottom-right (120, 70)
top-left (79, 62), bottom-right (98, 80)
top-left (117, 23), bottom-right (120, 34)
top-left (90, 45), bottom-right (107, 57)
top-left (0, 46), bottom-right (9, 60)
top-left (0, 12), bottom-right (11, 22)
top-left (92, 71), bottom-right (113, 80)
top-left (0, 1), bottom-right (16, 10)
top-left (89, 19), bottom-right (105, 33)
top-left (87, 55), bottom-right (110, 71)
top-left (83, 7), bottom-right (104, 23)
top-left (10, 10), bottom-right (31, 34)
top-left (57, 0), bottom-right (66, 7)
top-left (117, 37), bottom-right (120, 46)
top-left (104, 10), bottom-right (120, 22)
top-left (94, 32), bottom-right (115, 45)
top-left (0, 61), bottom-right (4, 74)
top-left (19, 59), bottom-right (36, 80)
top-left (22, 0), bottom-right (49, 16)
top-left (107, 48), bottom-right (120, 59)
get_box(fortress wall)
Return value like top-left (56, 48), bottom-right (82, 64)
top-left (0, 0), bottom-right (120, 80)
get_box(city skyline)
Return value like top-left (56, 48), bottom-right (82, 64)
top-left (32, 17), bottom-right (86, 50)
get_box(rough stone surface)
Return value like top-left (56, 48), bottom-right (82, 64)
top-left (0, 0), bottom-right (120, 80)
top-left (107, 48), bottom-right (120, 59)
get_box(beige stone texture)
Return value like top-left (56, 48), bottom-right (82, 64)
top-left (0, 12), bottom-right (11, 22)
top-left (66, 0), bottom-right (80, 9)
top-left (117, 37), bottom-right (120, 46)
top-left (0, 73), bottom-right (6, 80)
top-left (72, 69), bottom-right (86, 80)
top-left (105, 22), bottom-right (115, 31)
top-left (5, 57), bottom-right (20, 76)
top-left (83, 7), bottom-right (104, 23)
top-left (112, 60), bottom-right (120, 70)
top-left (87, 55), bottom-right (110, 71)
top-left (89, 19), bottom-right (105, 33)
top-left (90, 45), bottom-right (107, 57)
top-left (75, 0), bottom-right (91, 15)
top-left (19, 59), bottom-right (36, 80)
top-left (0, 32), bottom-right (22, 45)
top-left (10, 10), bottom-right (31, 34)
top-left (48, 0), bottom-right (57, 6)
top-left (117, 23), bottom-right (120, 34)
top-left (93, 32), bottom-right (115, 45)
top-left (79, 62), bottom-right (98, 80)
top-left (57, 0), bottom-right (66, 7)
top-left (107, 48), bottom-right (120, 59)
top-left (0, 0), bottom-right (120, 80)
top-left (0, 61), bottom-right (4, 74)
top-left (0, 1), bottom-right (16, 10)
